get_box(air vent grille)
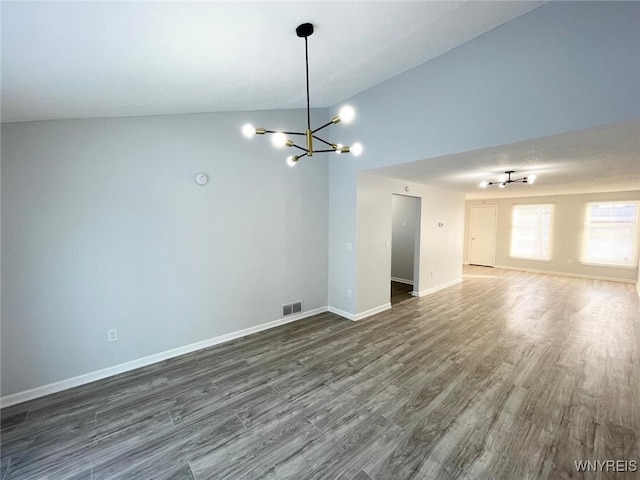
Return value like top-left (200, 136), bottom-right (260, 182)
top-left (292, 302), bottom-right (302, 314)
top-left (282, 300), bottom-right (303, 318)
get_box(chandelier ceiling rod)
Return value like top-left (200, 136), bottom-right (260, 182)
top-left (303, 25), bottom-right (311, 132)
top-left (242, 23), bottom-right (362, 166)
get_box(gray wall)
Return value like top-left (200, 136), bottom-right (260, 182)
top-left (328, 1), bottom-right (640, 315)
top-left (464, 191), bottom-right (640, 282)
top-left (391, 195), bottom-right (417, 283)
top-left (1, 109), bottom-right (329, 396)
top-left (356, 174), bottom-right (464, 314)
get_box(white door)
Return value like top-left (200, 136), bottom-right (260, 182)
top-left (469, 205), bottom-right (497, 266)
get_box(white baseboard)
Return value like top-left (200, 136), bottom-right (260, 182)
top-left (391, 277), bottom-right (413, 286)
top-left (0, 306), bottom-right (329, 408)
top-left (327, 306), bottom-right (356, 321)
top-left (411, 278), bottom-right (462, 297)
top-left (493, 265), bottom-right (636, 284)
top-left (354, 303), bottom-right (391, 321)
top-left (328, 302), bottom-right (392, 322)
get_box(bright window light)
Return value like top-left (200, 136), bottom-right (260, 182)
top-left (581, 201), bottom-right (639, 267)
top-left (510, 204), bottom-right (554, 260)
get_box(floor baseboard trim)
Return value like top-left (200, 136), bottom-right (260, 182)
top-left (327, 303), bottom-right (392, 322)
top-left (0, 306), bottom-right (329, 408)
top-left (354, 303), bottom-right (392, 321)
top-left (327, 306), bottom-right (356, 321)
top-left (493, 265), bottom-right (636, 284)
top-left (412, 278), bottom-right (462, 297)
top-left (391, 277), bottom-right (413, 286)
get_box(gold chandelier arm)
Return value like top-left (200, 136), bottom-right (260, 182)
top-left (306, 129), bottom-right (313, 156)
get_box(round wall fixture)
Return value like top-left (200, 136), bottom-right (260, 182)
top-left (195, 173), bottom-right (208, 185)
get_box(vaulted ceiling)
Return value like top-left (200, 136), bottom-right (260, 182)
top-left (2, 1), bottom-right (637, 198)
top-left (1, 1), bottom-right (543, 123)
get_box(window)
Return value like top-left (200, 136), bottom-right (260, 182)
top-left (582, 202), bottom-right (639, 267)
top-left (510, 204), bottom-right (553, 260)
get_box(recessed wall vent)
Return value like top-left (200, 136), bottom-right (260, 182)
top-left (292, 301), bottom-right (302, 314)
top-left (282, 301), bottom-right (303, 318)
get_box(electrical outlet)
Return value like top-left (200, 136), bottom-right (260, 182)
top-left (107, 328), bottom-right (118, 343)
top-left (430, 271), bottom-right (435, 277)
top-left (347, 289), bottom-right (353, 298)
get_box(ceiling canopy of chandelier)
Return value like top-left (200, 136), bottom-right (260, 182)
top-left (242, 23), bottom-right (362, 166)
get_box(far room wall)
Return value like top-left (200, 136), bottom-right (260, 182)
top-left (464, 191), bottom-right (640, 282)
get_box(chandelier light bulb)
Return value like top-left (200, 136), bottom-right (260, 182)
top-left (351, 142), bottom-right (363, 156)
top-left (479, 181), bottom-right (488, 188)
top-left (528, 174), bottom-right (537, 184)
top-left (335, 143), bottom-right (343, 154)
top-left (338, 105), bottom-right (356, 124)
top-left (271, 132), bottom-right (287, 148)
top-left (286, 156), bottom-right (298, 167)
top-left (242, 123), bottom-right (255, 138)
top-left (499, 182), bottom-right (506, 188)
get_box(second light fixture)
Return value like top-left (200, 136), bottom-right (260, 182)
top-left (479, 170), bottom-right (537, 189)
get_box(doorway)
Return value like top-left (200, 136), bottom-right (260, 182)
top-left (469, 205), bottom-right (497, 267)
top-left (391, 194), bottom-right (421, 304)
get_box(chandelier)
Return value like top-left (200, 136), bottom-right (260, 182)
top-left (242, 23), bottom-right (362, 166)
top-left (479, 170), bottom-right (537, 189)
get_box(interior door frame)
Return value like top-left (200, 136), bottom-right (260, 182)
top-left (390, 194), bottom-right (422, 298)
top-left (469, 205), bottom-right (498, 267)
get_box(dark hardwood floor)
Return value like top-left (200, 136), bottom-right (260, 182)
top-left (1, 266), bottom-right (639, 479)
top-left (391, 281), bottom-right (414, 305)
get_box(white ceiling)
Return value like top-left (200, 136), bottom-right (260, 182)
top-left (2, 1), bottom-right (636, 199)
top-left (369, 120), bottom-right (640, 199)
top-left (1, 1), bottom-right (544, 123)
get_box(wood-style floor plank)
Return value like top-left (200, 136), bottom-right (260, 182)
top-left (2, 267), bottom-right (638, 479)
